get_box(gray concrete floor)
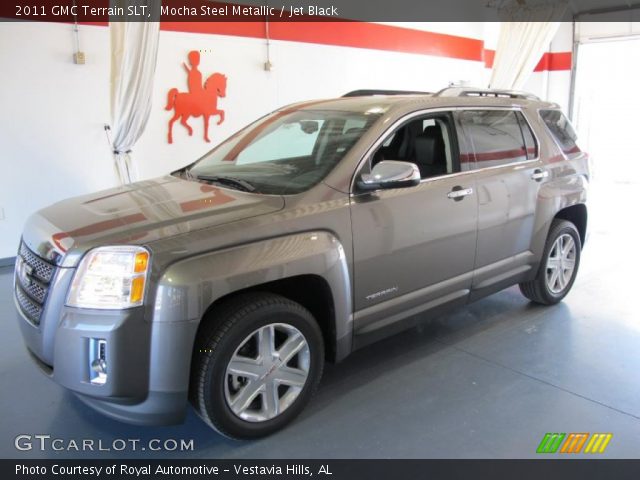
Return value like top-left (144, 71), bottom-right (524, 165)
top-left (1, 179), bottom-right (639, 459)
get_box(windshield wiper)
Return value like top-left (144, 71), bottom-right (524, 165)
top-left (195, 174), bottom-right (257, 193)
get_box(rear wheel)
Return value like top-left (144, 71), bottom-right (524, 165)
top-left (519, 219), bottom-right (581, 305)
top-left (190, 293), bottom-right (324, 439)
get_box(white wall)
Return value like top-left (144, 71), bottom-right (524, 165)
top-left (0, 22), bottom-right (114, 260)
top-left (0, 21), bottom-right (572, 259)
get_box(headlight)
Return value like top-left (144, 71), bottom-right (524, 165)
top-left (67, 246), bottom-right (150, 309)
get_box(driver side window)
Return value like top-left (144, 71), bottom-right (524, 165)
top-left (371, 114), bottom-right (457, 180)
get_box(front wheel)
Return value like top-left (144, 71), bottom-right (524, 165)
top-left (190, 293), bottom-right (324, 439)
top-left (519, 219), bottom-right (581, 305)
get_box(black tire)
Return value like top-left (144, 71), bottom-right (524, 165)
top-left (190, 292), bottom-right (324, 439)
top-left (519, 219), bottom-right (581, 305)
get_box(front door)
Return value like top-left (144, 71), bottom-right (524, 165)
top-left (350, 112), bottom-right (478, 338)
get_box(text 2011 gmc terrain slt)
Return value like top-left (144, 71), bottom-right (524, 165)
top-left (14, 88), bottom-right (588, 439)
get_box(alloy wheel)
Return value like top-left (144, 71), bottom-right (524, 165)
top-left (545, 233), bottom-right (577, 294)
top-left (224, 323), bottom-right (310, 422)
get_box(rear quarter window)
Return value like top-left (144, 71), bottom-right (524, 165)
top-left (539, 110), bottom-right (581, 156)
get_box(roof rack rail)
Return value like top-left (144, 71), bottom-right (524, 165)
top-left (342, 89), bottom-right (431, 97)
top-left (435, 87), bottom-right (540, 101)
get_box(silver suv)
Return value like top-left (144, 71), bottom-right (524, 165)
top-left (14, 88), bottom-right (588, 439)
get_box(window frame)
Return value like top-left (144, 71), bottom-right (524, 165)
top-left (350, 106), bottom-right (541, 194)
top-left (351, 111), bottom-right (461, 192)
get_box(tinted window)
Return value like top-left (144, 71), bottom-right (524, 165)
top-left (458, 110), bottom-right (529, 168)
top-left (540, 110), bottom-right (580, 155)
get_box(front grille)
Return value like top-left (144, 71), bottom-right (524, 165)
top-left (14, 242), bottom-right (58, 326)
top-left (19, 243), bottom-right (55, 282)
top-left (15, 286), bottom-right (43, 323)
top-left (20, 277), bottom-right (48, 303)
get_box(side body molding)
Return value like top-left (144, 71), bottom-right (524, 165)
top-left (148, 231), bottom-right (352, 394)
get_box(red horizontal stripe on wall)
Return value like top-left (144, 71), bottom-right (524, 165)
top-left (270, 22), bottom-right (484, 61)
top-left (483, 49), bottom-right (571, 72)
top-left (79, 21), bottom-right (108, 26)
top-left (534, 51), bottom-right (572, 71)
top-left (160, 21), bottom-right (484, 61)
top-left (483, 48), bottom-right (495, 68)
top-left (161, 21), bottom-right (267, 38)
top-left (78, 20), bottom-right (572, 71)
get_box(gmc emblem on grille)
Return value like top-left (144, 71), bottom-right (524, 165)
top-left (16, 256), bottom-right (33, 287)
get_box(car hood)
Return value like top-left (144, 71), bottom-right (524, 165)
top-left (22, 175), bottom-right (284, 267)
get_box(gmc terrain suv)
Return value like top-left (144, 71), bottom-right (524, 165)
top-left (14, 88), bottom-right (588, 439)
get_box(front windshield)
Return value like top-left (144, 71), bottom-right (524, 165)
top-left (187, 108), bottom-right (381, 195)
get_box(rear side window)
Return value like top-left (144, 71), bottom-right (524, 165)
top-left (457, 110), bottom-right (533, 168)
top-left (539, 110), bottom-right (580, 155)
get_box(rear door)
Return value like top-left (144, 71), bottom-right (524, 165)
top-left (455, 109), bottom-right (547, 296)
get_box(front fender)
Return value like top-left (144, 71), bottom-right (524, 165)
top-left (147, 231), bottom-right (352, 394)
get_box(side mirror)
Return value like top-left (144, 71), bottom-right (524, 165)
top-left (357, 160), bottom-right (421, 191)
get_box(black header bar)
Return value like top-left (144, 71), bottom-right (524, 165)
top-left (4, 459), bottom-right (640, 480)
top-left (2, 0), bottom-right (640, 23)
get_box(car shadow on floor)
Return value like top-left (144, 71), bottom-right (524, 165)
top-left (308, 288), bottom-right (550, 409)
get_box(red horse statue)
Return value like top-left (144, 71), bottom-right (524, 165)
top-left (166, 54), bottom-right (227, 144)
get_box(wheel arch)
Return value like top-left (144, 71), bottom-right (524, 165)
top-left (196, 274), bottom-right (339, 362)
top-left (554, 203), bottom-right (587, 248)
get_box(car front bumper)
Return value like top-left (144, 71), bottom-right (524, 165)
top-left (16, 294), bottom-right (195, 426)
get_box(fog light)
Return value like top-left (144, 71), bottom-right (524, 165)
top-left (91, 358), bottom-right (107, 374)
top-left (89, 339), bottom-right (107, 385)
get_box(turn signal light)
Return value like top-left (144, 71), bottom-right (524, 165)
top-left (134, 251), bottom-right (149, 273)
top-left (130, 276), bottom-right (145, 304)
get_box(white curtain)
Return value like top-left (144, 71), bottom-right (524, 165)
top-left (109, 1), bottom-right (160, 184)
top-left (489, 1), bottom-right (568, 90)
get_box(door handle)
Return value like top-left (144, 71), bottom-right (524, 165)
top-left (531, 169), bottom-right (549, 181)
top-left (447, 186), bottom-right (473, 201)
